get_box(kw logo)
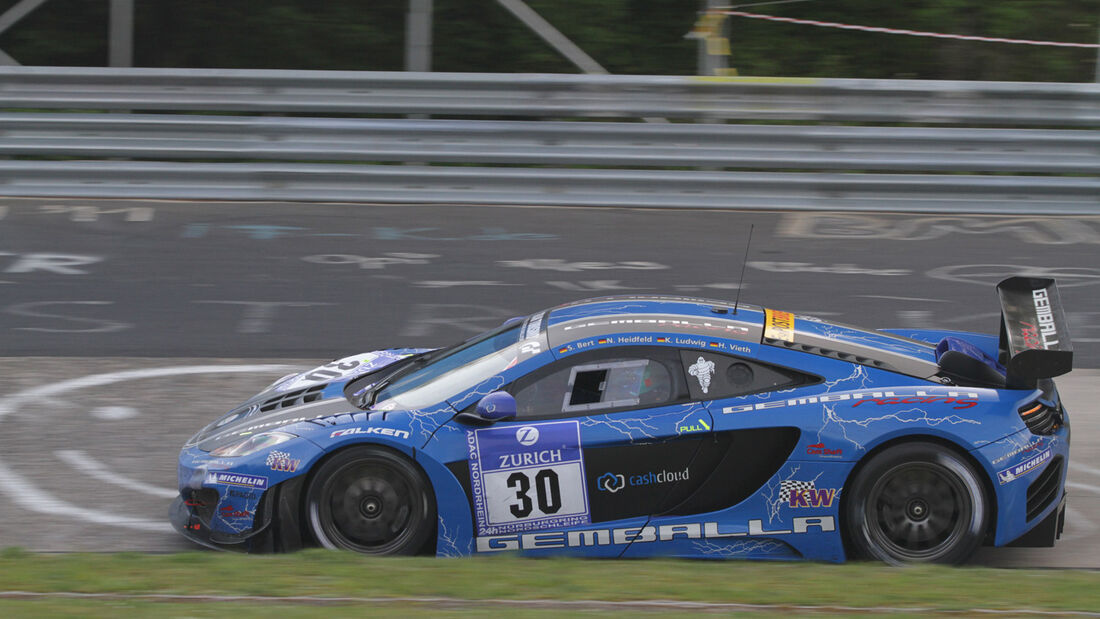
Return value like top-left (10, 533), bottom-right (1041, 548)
top-left (789, 488), bottom-right (837, 508)
top-left (780, 480), bottom-right (838, 509)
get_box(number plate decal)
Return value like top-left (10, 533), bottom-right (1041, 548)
top-left (467, 420), bottom-right (590, 536)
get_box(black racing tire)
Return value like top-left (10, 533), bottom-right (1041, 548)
top-left (306, 446), bottom-right (435, 555)
top-left (845, 442), bottom-right (989, 565)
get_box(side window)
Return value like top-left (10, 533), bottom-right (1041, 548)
top-left (562, 359), bottom-right (671, 413)
top-left (512, 348), bottom-right (681, 419)
top-left (679, 350), bottom-right (817, 400)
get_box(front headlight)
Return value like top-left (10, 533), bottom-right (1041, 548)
top-left (209, 431), bottom-right (296, 457)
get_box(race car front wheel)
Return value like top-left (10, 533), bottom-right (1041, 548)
top-left (845, 442), bottom-right (989, 565)
top-left (306, 446), bottom-right (435, 555)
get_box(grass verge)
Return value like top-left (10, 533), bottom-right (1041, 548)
top-left (0, 548), bottom-right (1096, 615)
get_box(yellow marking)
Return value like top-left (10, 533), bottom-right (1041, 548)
top-left (706, 37), bottom-right (731, 56)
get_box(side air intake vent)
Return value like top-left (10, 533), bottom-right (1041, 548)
top-left (1027, 456), bottom-right (1063, 521)
top-left (1018, 400), bottom-right (1063, 435)
top-left (260, 384), bottom-right (325, 412)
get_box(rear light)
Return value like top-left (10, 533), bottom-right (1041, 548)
top-left (1018, 400), bottom-right (1062, 435)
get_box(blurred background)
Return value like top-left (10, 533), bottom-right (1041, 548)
top-left (0, 0), bottom-right (1096, 80)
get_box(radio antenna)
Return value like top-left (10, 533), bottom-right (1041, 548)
top-left (733, 223), bottom-right (754, 314)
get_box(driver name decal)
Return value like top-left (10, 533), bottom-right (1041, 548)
top-left (467, 420), bottom-right (590, 536)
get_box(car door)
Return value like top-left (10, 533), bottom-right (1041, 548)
top-left (646, 350), bottom-right (818, 517)
top-left (456, 346), bottom-right (717, 553)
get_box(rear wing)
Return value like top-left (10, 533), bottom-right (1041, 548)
top-left (996, 276), bottom-right (1073, 388)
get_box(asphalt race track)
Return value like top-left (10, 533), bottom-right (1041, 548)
top-left (0, 197), bottom-right (1097, 567)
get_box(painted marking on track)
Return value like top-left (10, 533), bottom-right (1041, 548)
top-left (302, 253), bottom-right (439, 269)
top-left (1071, 462), bottom-right (1100, 479)
top-left (1062, 506), bottom-right (1099, 543)
top-left (1066, 481), bottom-right (1100, 496)
top-left (1, 253), bottom-right (102, 275)
top-left (90, 405), bottom-right (138, 421)
top-left (38, 204), bottom-right (154, 222)
top-left (6, 301), bottom-right (131, 333)
top-left (856, 295), bottom-right (949, 303)
top-left (54, 450), bottom-right (177, 499)
top-left (413, 281), bottom-right (518, 289)
top-left (192, 301), bottom-right (333, 334)
top-left (777, 213), bottom-right (1100, 245)
top-left (927, 265), bottom-right (1100, 288)
top-left (0, 364), bottom-right (297, 532)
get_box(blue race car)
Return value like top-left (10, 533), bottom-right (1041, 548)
top-left (172, 276), bottom-right (1071, 564)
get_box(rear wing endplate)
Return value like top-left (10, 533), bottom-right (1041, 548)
top-left (996, 276), bottom-right (1073, 388)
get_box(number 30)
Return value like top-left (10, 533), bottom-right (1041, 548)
top-left (506, 469), bottom-right (562, 518)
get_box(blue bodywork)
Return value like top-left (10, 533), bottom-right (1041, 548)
top-left (172, 294), bottom-right (1070, 561)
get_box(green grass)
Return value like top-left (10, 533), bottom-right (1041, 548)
top-left (0, 549), bottom-right (1096, 615)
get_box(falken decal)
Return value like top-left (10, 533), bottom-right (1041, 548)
top-left (467, 421), bottom-right (590, 536)
top-left (764, 309), bottom-right (795, 343)
top-left (330, 426), bottom-right (412, 439)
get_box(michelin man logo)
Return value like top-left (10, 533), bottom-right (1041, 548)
top-left (688, 356), bottom-right (716, 394)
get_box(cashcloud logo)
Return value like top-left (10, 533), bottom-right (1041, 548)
top-left (597, 468), bottom-right (689, 493)
top-left (597, 472), bottom-right (625, 493)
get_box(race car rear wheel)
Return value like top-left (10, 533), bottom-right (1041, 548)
top-left (845, 442), bottom-right (988, 565)
top-left (306, 446), bottom-right (435, 555)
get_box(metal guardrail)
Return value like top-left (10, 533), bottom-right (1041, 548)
top-left (0, 67), bottom-right (1097, 213)
top-left (2, 161), bottom-right (1096, 214)
top-left (3, 114), bottom-right (1098, 174)
top-left (2, 67), bottom-right (1098, 125)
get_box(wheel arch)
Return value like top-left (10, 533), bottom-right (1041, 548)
top-left (306, 438), bottom-right (419, 482)
top-left (838, 433), bottom-right (998, 559)
top-left (301, 440), bottom-right (438, 555)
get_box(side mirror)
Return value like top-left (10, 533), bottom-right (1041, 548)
top-left (477, 391), bottom-right (517, 420)
top-left (457, 391), bottom-right (517, 426)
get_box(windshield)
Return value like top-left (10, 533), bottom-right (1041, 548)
top-left (372, 322), bottom-right (525, 411)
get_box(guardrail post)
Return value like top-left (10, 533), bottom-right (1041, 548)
top-left (109, 0), bottom-right (134, 67)
top-left (405, 0), bottom-right (432, 72)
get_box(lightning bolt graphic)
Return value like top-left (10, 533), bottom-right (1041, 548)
top-left (691, 538), bottom-right (793, 558)
top-left (403, 403), bottom-right (455, 442)
top-left (553, 303), bottom-right (651, 320)
top-left (579, 415), bottom-right (662, 441)
top-left (822, 364), bottom-right (875, 393)
top-left (817, 403), bottom-right (979, 452)
top-left (812, 323), bottom-right (932, 358)
top-left (436, 514), bottom-right (466, 557)
top-left (578, 402), bottom-right (709, 442)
